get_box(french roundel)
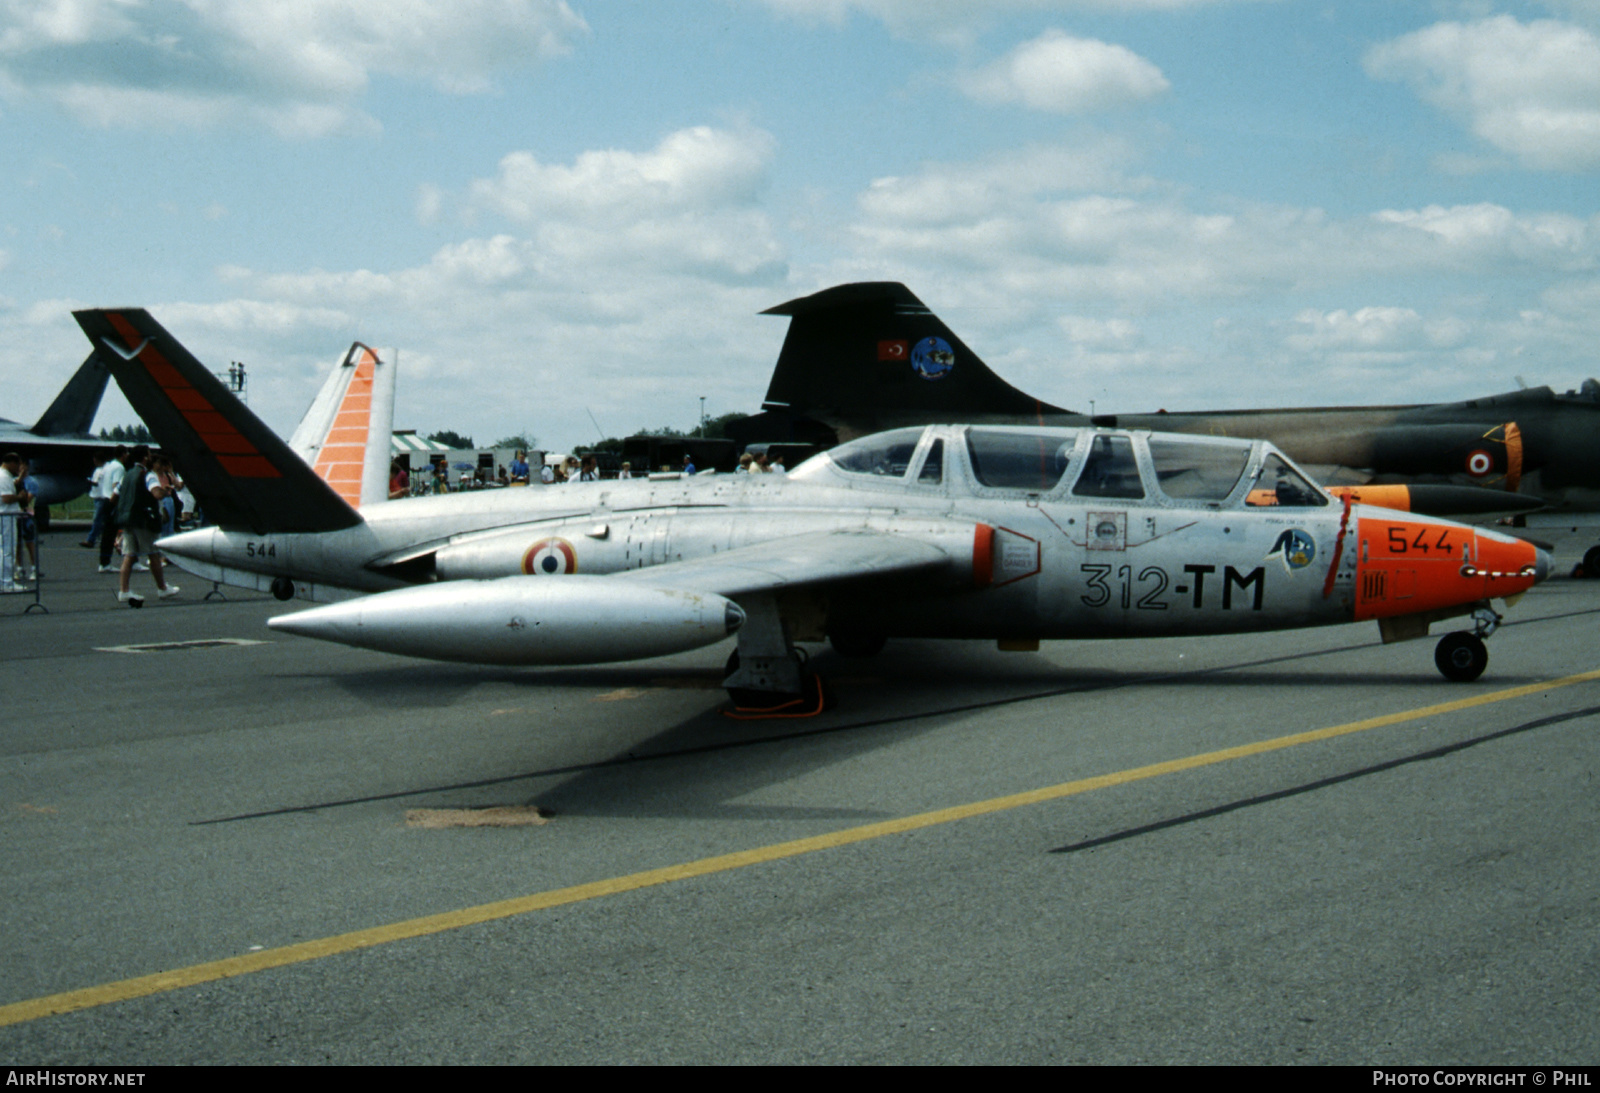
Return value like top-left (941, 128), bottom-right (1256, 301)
top-left (523, 537), bottom-right (576, 575)
top-left (1464, 449), bottom-right (1495, 477)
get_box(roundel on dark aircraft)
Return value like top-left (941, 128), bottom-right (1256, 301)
top-left (523, 537), bottom-right (577, 575)
top-left (911, 337), bottom-right (955, 381)
top-left (1465, 449), bottom-right (1495, 477)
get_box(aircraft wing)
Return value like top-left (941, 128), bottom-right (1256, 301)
top-left (612, 529), bottom-right (957, 599)
top-left (267, 528), bottom-right (963, 667)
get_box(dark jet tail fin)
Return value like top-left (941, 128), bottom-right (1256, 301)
top-left (759, 282), bottom-right (1073, 434)
top-left (73, 308), bottom-right (362, 535)
top-left (30, 353), bottom-right (110, 437)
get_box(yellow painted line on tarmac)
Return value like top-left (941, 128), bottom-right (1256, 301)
top-left (5, 666), bottom-right (1599, 1028)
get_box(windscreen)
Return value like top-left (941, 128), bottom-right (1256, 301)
top-left (1245, 454), bottom-right (1329, 507)
top-left (829, 427), bottom-right (926, 479)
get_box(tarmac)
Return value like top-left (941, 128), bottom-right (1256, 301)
top-left (2, 527), bottom-right (1598, 1064)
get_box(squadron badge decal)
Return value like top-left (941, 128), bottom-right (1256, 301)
top-left (911, 336), bottom-right (955, 381)
top-left (1267, 528), bottom-right (1316, 572)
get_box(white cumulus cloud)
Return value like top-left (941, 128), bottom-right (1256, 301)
top-left (750, 0), bottom-right (1266, 41)
top-left (858, 139), bottom-right (1146, 226)
top-left (1373, 203), bottom-right (1595, 269)
top-left (1058, 314), bottom-right (1142, 349)
top-left (158, 124), bottom-right (796, 441)
top-left (1285, 307), bottom-right (1470, 353)
top-left (959, 29), bottom-right (1169, 114)
top-left (0, 0), bottom-right (589, 134)
top-left (469, 125), bottom-right (777, 222)
top-left (1366, 16), bottom-right (1600, 171)
top-left (461, 125), bottom-right (786, 285)
top-left (816, 142), bottom-right (1600, 412)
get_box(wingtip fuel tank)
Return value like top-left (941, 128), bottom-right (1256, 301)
top-left (268, 576), bottom-right (746, 666)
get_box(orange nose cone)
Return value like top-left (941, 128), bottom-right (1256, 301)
top-left (1354, 516), bottom-right (1541, 621)
top-left (1469, 531), bottom-right (1543, 598)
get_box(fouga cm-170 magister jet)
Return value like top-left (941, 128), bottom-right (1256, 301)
top-left (76, 308), bottom-right (1549, 714)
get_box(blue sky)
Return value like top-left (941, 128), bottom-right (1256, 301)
top-left (3, 0), bottom-right (1598, 451)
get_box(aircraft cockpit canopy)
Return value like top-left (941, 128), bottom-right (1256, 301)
top-left (827, 426), bottom-right (925, 479)
top-left (1246, 453), bottom-right (1328, 508)
top-left (796, 425), bottom-right (1330, 509)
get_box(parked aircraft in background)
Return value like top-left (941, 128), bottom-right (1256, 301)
top-left (740, 282), bottom-right (1600, 571)
top-left (77, 308), bottom-right (1547, 713)
top-left (0, 354), bottom-right (112, 509)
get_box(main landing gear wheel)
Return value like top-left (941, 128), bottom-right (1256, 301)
top-left (1435, 631), bottom-right (1488, 683)
top-left (1584, 545), bottom-right (1600, 579)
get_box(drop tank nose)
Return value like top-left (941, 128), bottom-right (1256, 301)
top-left (1534, 546), bottom-right (1552, 584)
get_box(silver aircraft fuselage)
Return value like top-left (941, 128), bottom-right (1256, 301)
top-left (159, 424), bottom-right (1545, 657)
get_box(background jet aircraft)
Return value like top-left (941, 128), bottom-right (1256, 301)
top-left (76, 308), bottom-right (1546, 713)
top-left (0, 353), bottom-right (112, 510)
top-left (740, 282), bottom-right (1600, 571)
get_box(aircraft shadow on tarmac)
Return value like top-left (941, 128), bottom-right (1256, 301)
top-left (269, 638), bottom-right (1144, 709)
top-left (525, 648), bottom-right (1563, 821)
top-left (280, 631), bottom-right (1538, 709)
top-left (239, 633), bottom-right (1549, 824)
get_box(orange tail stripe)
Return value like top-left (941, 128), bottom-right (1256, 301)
top-left (104, 312), bottom-right (282, 479)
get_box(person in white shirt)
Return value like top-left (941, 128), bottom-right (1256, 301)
top-left (81, 451), bottom-right (112, 549)
top-left (97, 445), bottom-right (128, 572)
top-left (0, 452), bottom-right (29, 593)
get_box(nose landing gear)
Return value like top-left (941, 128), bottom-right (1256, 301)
top-left (1434, 606), bottom-right (1501, 682)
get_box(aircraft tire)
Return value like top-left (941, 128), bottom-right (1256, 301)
top-left (1583, 545), bottom-right (1600, 578)
top-left (1435, 631), bottom-right (1488, 683)
top-left (270, 577), bottom-right (296, 601)
top-left (828, 630), bottom-right (887, 658)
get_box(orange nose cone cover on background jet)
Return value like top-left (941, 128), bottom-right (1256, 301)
top-left (1354, 517), bottom-right (1540, 621)
top-left (1329, 484), bottom-right (1414, 512)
